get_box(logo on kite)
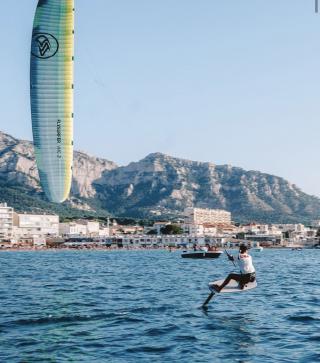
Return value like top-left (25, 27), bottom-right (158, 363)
top-left (31, 33), bottom-right (59, 59)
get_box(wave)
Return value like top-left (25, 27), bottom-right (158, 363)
top-left (126, 345), bottom-right (174, 354)
top-left (288, 315), bottom-right (318, 322)
top-left (1, 311), bottom-right (139, 328)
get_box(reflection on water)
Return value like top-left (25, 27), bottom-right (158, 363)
top-left (0, 249), bottom-right (319, 362)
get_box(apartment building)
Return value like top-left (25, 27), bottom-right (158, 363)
top-left (13, 213), bottom-right (59, 238)
top-left (0, 203), bottom-right (13, 240)
top-left (184, 207), bottom-right (231, 225)
top-left (59, 220), bottom-right (100, 237)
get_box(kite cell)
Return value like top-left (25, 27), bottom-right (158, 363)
top-left (30, 0), bottom-right (74, 203)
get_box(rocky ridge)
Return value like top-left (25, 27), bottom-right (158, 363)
top-left (0, 131), bottom-right (319, 223)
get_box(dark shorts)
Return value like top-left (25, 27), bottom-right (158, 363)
top-left (240, 272), bottom-right (256, 284)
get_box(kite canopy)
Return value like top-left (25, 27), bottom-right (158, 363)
top-left (30, 0), bottom-right (74, 203)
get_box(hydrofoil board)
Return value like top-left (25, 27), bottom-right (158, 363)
top-left (209, 279), bottom-right (257, 293)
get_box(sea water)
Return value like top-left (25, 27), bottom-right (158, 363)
top-left (0, 249), bottom-right (319, 362)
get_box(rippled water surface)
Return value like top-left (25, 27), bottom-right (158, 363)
top-left (0, 249), bottom-right (319, 362)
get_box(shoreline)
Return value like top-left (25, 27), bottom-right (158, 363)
top-left (0, 246), bottom-right (175, 253)
top-left (0, 245), bottom-right (314, 253)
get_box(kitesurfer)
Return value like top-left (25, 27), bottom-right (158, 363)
top-left (212, 245), bottom-right (256, 292)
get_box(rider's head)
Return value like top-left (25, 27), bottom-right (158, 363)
top-left (239, 244), bottom-right (248, 254)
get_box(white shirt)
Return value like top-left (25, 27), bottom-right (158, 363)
top-left (237, 253), bottom-right (255, 274)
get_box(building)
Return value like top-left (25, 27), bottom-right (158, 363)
top-left (59, 222), bottom-right (86, 236)
top-left (59, 222), bottom-right (88, 236)
top-left (245, 234), bottom-right (283, 246)
top-left (59, 220), bottom-right (101, 237)
top-left (84, 221), bottom-right (100, 236)
top-left (86, 235), bottom-right (227, 249)
top-left (152, 221), bottom-right (172, 235)
top-left (184, 207), bottom-right (231, 225)
top-left (203, 224), bottom-right (219, 236)
top-left (13, 213), bottom-right (59, 238)
top-left (99, 226), bottom-right (110, 237)
top-left (182, 223), bottom-right (204, 236)
top-left (0, 203), bottom-right (14, 240)
top-left (109, 220), bottom-right (144, 235)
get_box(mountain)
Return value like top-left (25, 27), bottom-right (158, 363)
top-left (0, 131), bottom-right (117, 218)
top-left (1, 130), bottom-right (320, 223)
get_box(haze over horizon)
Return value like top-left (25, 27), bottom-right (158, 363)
top-left (0, 1), bottom-right (319, 196)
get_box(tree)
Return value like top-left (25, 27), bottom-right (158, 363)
top-left (160, 224), bottom-right (183, 235)
top-left (147, 229), bottom-right (157, 235)
top-left (236, 232), bottom-right (245, 240)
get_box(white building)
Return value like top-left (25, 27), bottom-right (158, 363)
top-left (59, 220), bottom-right (100, 237)
top-left (0, 203), bottom-right (13, 240)
top-left (245, 233), bottom-right (283, 246)
top-left (152, 221), bottom-right (172, 235)
top-left (182, 223), bottom-right (204, 236)
top-left (59, 222), bottom-right (87, 236)
top-left (184, 207), bottom-right (231, 225)
top-left (13, 213), bottom-right (59, 238)
top-left (275, 224), bottom-right (306, 233)
top-left (179, 220), bottom-right (239, 237)
top-left (110, 224), bottom-right (144, 235)
top-left (241, 223), bottom-right (289, 236)
top-left (85, 221), bottom-right (100, 236)
top-left (100, 235), bottom-right (227, 249)
top-left (203, 224), bottom-right (219, 236)
top-left (99, 227), bottom-right (110, 237)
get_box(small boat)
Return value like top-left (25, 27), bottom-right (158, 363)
top-left (181, 250), bottom-right (223, 259)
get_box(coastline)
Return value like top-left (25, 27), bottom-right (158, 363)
top-left (0, 245), bottom-right (307, 253)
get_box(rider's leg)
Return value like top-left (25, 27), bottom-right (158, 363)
top-left (214, 273), bottom-right (241, 292)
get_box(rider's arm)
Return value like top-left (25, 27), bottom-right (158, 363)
top-left (228, 254), bottom-right (235, 261)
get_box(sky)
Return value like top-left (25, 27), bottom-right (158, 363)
top-left (0, 1), bottom-right (320, 196)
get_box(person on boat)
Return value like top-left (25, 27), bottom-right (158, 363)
top-left (207, 245), bottom-right (216, 252)
top-left (213, 245), bottom-right (256, 292)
